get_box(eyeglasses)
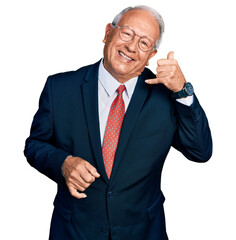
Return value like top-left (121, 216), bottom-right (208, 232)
top-left (115, 25), bottom-right (156, 52)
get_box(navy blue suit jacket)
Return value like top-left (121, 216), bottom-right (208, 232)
top-left (24, 60), bottom-right (212, 240)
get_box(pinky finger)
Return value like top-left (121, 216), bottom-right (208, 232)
top-left (69, 186), bottom-right (87, 199)
top-left (145, 78), bottom-right (160, 84)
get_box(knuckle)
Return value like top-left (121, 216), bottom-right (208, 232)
top-left (84, 161), bottom-right (91, 168)
top-left (170, 71), bottom-right (174, 77)
top-left (67, 176), bottom-right (73, 183)
top-left (86, 176), bottom-right (94, 183)
top-left (75, 163), bottom-right (83, 171)
top-left (69, 188), bottom-right (76, 196)
top-left (71, 192), bottom-right (77, 197)
top-left (82, 180), bottom-right (89, 187)
top-left (79, 186), bottom-right (86, 192)
top-left (69, 172), bottom-right (78, 180)
top-left (89, 169), bottom-right (97, 177)
top-left (171, 65), bottom-right (177, 71)
top-left (165, 79), bottom-right (170, 87)
top-left (70, 171), bottom-right (76, 177)
top-left (151, 79), bottom-right (157, 84)
top-left (85, 181), bottom-right (91, 187)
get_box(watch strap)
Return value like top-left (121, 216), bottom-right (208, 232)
top-left (173, 89), bottom-right (188, 99)
top-left (173, 82), bottom-right (194, 99)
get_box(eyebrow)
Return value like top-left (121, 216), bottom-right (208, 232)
top-left (121, 25), bottom-right (155, 42)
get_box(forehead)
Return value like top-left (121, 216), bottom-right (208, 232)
top-left (118, 9), bottom-right (160, 40)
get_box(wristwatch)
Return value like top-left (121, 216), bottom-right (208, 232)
top-left (173, 82), bottom-right (194, 99)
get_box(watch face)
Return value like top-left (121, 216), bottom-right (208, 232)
top-left (185, 83), bottom-right (194, 96)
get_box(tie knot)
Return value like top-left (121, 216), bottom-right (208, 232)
top-left (117, 85), bottom-right (126, 95)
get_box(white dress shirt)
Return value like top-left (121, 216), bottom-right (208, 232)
top-left (98, 60), bottom-right (193, 145)
top-left (98, 60), bottom-right (138, 145)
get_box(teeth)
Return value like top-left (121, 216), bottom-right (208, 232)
top-left (119, 51), bottom-right (132, 61)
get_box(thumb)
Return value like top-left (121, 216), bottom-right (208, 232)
top-left (167, 51), bottom-right (174, 60)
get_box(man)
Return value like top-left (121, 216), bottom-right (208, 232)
top-left (24, 5), bottom-right (212, 240)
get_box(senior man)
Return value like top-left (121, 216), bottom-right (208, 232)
top-left (24, 5), bottom-right (212, 240)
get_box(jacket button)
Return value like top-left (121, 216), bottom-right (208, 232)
top-left (107, 192), bottom-right (113, 198)
top-left (101, 225), bottom-right (108, 233)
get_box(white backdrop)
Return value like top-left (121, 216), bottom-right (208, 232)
top-left (1, 0), bottom-right (235, 239)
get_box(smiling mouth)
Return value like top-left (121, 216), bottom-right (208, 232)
top-left (118, 51), bottom-right (134, 61)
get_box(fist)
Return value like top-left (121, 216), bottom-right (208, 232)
top-left (62, 156), bottom-right (100, 199)
top-left (145, 51), bottom-right (186, 92)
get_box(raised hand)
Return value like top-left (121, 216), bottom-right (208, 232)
top-left (145, 51), bottom-right (186, 92)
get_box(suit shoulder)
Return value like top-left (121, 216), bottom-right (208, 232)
top-left (142, 67), bottom-right (156, 80)
top-left (48, 61), bottom-right (99, 84)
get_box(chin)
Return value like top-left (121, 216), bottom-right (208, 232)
top-left (114, 69), bottom-right (131, 77)
top-left (113, 63), bottom-right (133, 75)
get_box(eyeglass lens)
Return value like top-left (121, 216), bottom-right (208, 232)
top-left (118, 26), bottom-right (154, 51)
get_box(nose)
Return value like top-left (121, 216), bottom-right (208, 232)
top-left (125, 36), bottom-right (139, 53)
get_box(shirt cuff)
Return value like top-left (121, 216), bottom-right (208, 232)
top-left (176, 95), bottom-right (194, 106)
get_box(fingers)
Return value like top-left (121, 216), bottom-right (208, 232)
top-left (85, 162), bottom-right (100, 179)
top-left (69, 174), bottom-right (90, 190)
top-left (156, 66), bottom-right (173, 78)
top-left (79, 161), bottom-right (100, 184)
top-left (68, 185), bottom-right (87, 199)
top-left (145, 76), bottom-right (169, 85)
top-left (157, 51), bottom-right (175, 66)
top-left (145, 51), bottom-right (186, 91)
top-left (145, 78), bottom-right (160, 84)
top-left (145, 65), bottom-right (173, 85)
top-left (167, 51), bottom-right (174, 60)
top-left (157, 59), bottom-right (176, 66)
top-left (62, 156), bottom-right (100, 199)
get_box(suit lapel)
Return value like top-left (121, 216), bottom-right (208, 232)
top-left (109, 71), bottom-right (150, 182)
top-left (81, 60), bottom-right (109, 184)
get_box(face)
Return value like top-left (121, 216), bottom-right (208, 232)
top-left (103, 10), bottom-right (160, 83)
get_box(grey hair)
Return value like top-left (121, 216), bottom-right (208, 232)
top-left (111, 5), bottom-right (165, 50)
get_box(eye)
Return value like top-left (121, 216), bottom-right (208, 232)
top-left (140, 40), bottom-right (150, 48)
top-left (124, 32), bottom-right (131, 36)
top-left (141, 41), bottom-right (148, 46)
top-left (139, 37), bottom-right (153, 50)
top-left (121, 30), bottom-right (132, 37)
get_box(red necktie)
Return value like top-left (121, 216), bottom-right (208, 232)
top-left (102, 85), bottom-right (126, 178)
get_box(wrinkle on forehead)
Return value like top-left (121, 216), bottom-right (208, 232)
top-left (117, 9), bottom-right (160, 41)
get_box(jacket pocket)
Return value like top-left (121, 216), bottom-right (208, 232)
top-left (147, 191), bottom-right (165, 220)
top-left (53, 197), bottom-right (72, 222)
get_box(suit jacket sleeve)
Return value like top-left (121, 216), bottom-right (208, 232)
top-left (172, 94), bottom-right (212, 162)
top-left (24, 76), bottom-right (70, 185)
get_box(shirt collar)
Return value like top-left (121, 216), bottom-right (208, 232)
top-left (98, 59), bottom-right (138, 98)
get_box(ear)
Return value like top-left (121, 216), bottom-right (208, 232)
top-left (149, 49), bottom-right (157, 60)
top-left (103, 23), bottom-right (113, 43)
top-left (146, 49), bottom-right (157, 66)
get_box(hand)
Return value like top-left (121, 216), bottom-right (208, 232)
top-left (145, 51), bottom-right (186, 92)
top-left (62, 156), bottom-right (100, 199)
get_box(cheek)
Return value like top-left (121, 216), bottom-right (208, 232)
top-left (105, 43), bottom-right (118, 60)
top-left (136, 55), bottom-right (150, 68)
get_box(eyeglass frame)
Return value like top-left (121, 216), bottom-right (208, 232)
top-left (114, 25), bottom-right (157, 52)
